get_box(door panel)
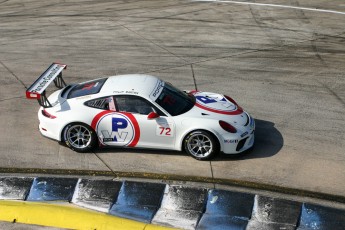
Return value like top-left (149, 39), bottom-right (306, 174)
top-left (134, 114), bottom-right (175, 149)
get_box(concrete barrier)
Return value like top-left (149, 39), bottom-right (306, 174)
top-left (152, 185), bottom-right (208, 230)
top-left (297, 203), bottom-right (345, 230)
top-left (0, 177), bottom-right (33, 200)
top-left (26, 177), bottom-right (78, 202)
top-left (247, 195), bottom-right (301, 230)
top-left (0, 176), bottom-right (345, 229)
top-left (197, 190), bottom-right (255, 230)
top-left (109, 181), bottom-right (166, 223)
top-left (72, 179), bottom-right (122, 212)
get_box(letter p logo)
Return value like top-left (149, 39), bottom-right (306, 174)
top-left (112, 117), bottom-right (128, 132)
top-left (196, 96), bottom-right (217, 104)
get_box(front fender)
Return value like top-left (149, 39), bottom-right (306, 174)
top-left (175, 118), bottom-right (225, 151)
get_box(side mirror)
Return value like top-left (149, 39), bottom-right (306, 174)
top-left (147, 112), bottom-right (160, 120)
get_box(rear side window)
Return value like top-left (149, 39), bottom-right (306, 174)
top-left (68, 78), bottom-right (107, 99)
top-left (85, 96), bottom-right (115, 110)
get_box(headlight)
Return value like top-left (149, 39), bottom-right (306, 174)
top-left (219, 120), bottom-right (237, 133)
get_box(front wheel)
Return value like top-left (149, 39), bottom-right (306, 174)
top-left (63, 123), bottom-right (97, 153)
top-left (184, 130), bottom-right (219, 160)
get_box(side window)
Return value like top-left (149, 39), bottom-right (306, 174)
top-left (114, 95), bottom-right (164, 115)
top-left (85, 96), bottom-right (116, 111)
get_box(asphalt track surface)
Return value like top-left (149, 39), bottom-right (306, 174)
top-left (0, 0), bottom-right (344, 204)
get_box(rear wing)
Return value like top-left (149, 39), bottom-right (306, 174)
top-left (26, 63), bottom-right (67, 108)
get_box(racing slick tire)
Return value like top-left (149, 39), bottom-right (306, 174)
top-left (184, 130), bottom-right (219, 160)
top-left (63, 123), bottom-right (98, 153)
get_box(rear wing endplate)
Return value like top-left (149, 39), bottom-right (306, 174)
top-left (26, 63), bottom-right (67, 108)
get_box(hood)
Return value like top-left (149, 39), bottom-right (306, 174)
top-left (184, 91), bottom-right (248, 126)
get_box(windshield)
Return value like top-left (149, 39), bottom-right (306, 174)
top-left (155, 83), bottom-right (195, 116)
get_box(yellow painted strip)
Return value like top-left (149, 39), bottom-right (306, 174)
top-left (0, 201), bottom-right (176, 230)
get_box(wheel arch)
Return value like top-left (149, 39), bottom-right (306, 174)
top-left (60, 121), bottom-right (97, 142)
top-left (180, 128), bottom-right (221, 152)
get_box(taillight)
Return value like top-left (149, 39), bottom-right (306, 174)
top-left (224, 95), bottom-right (238, 106)
top-left (42, 109), bottom-right (56, 119)
top-left (219, 120), bottom-right (237, 133)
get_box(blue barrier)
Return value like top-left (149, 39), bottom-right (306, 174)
top-left (297, 203), bottom-right (345, 230)
top-left (26, 177), bottom-right (78, 201)
top-left (197, 190), bottom-right (255, 230)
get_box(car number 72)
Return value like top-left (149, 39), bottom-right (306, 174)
top-left (159, 126), bottom-right (171, 136)
top-left (155, 125), bottom-right (174, 137)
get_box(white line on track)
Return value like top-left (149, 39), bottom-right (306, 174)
top-left (193, 0), bottom-right (345, 15)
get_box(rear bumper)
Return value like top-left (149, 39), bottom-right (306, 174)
top-left (38, 108), bottom-right (63, 141)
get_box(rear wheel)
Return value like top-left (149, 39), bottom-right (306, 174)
top-left (184, 130), bottom-right (219, 160)
top-left (63, 123), bottom-right (97, 152)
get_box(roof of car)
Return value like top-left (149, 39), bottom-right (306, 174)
top-left (100, 74), bottom-right (161, 98)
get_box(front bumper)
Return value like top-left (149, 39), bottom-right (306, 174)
top-left (221, 130), bottom-right (255, 154)
top-left (221, 113), bottom-right (255, 154)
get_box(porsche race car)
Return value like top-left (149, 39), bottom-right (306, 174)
top-left (26, 63), bottom-right (255, 160)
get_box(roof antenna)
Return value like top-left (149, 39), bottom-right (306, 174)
top-left (191, 64), bottom-right (198, 91)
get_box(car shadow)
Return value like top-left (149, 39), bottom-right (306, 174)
top-left (215, 119), bottom-right (284, 161)
top-left (95, 146), bottom-right (186, 156)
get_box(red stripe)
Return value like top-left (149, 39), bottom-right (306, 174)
top-left (195, 103), bottom-right (243, 115)
top-left (91, 110), bottom-right (112, 130)
top-left (91, 111), bottom-right (140, 147)
top-left (122, 112), bottom-right (140, 147)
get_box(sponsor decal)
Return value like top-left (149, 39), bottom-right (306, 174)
top-left (125, 90), bottom-right (139, 95)
top-left (91, 111), bottom-right (140, 147)
top-left (30, 64), bottom-right (65, 93)
top-left (224, 139), bottom-right (238, 144)
top-left (150, 80), bottom-right (164, 99)
top-left (241, 131), bottom-right (248, 138)
top-left (75, 95), bottom-right (92, 100)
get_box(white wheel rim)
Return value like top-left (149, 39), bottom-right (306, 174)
top-left (187, 133), bottom-right (213, 158)
top-left (67, 125), bottom-right (92, 149)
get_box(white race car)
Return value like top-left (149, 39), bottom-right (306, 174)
top-left (26, 63), bottom-right (255, 160)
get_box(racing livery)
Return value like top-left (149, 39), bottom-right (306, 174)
top-left (26, 63), bottom-right (255, 160)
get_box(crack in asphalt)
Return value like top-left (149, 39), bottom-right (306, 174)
top-left (0, 61), bottom-right (27, 89)
top-left (93, 151), bottom-right (116, 174)
top-left (317, 80), bottom-right (345, 108)
top-left (209, 161), bottom-right (216, 189)
top-left (143, 27), bottom-right (345, 78)
top-left (191, 64), bottom-right (198, 91)
top-left (120, 24), bottom-right (189, 64)
top-left (2, 2), bottom-right (343, 111)
top-left (194, 0), bottom-right (345, 15)
top-left (0, 2), bottom-right (208, 47)
top-left (0, 96), bottom-right (24, 103)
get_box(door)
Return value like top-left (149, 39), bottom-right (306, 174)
top-left (100, 95), bottom-right (176, 149)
